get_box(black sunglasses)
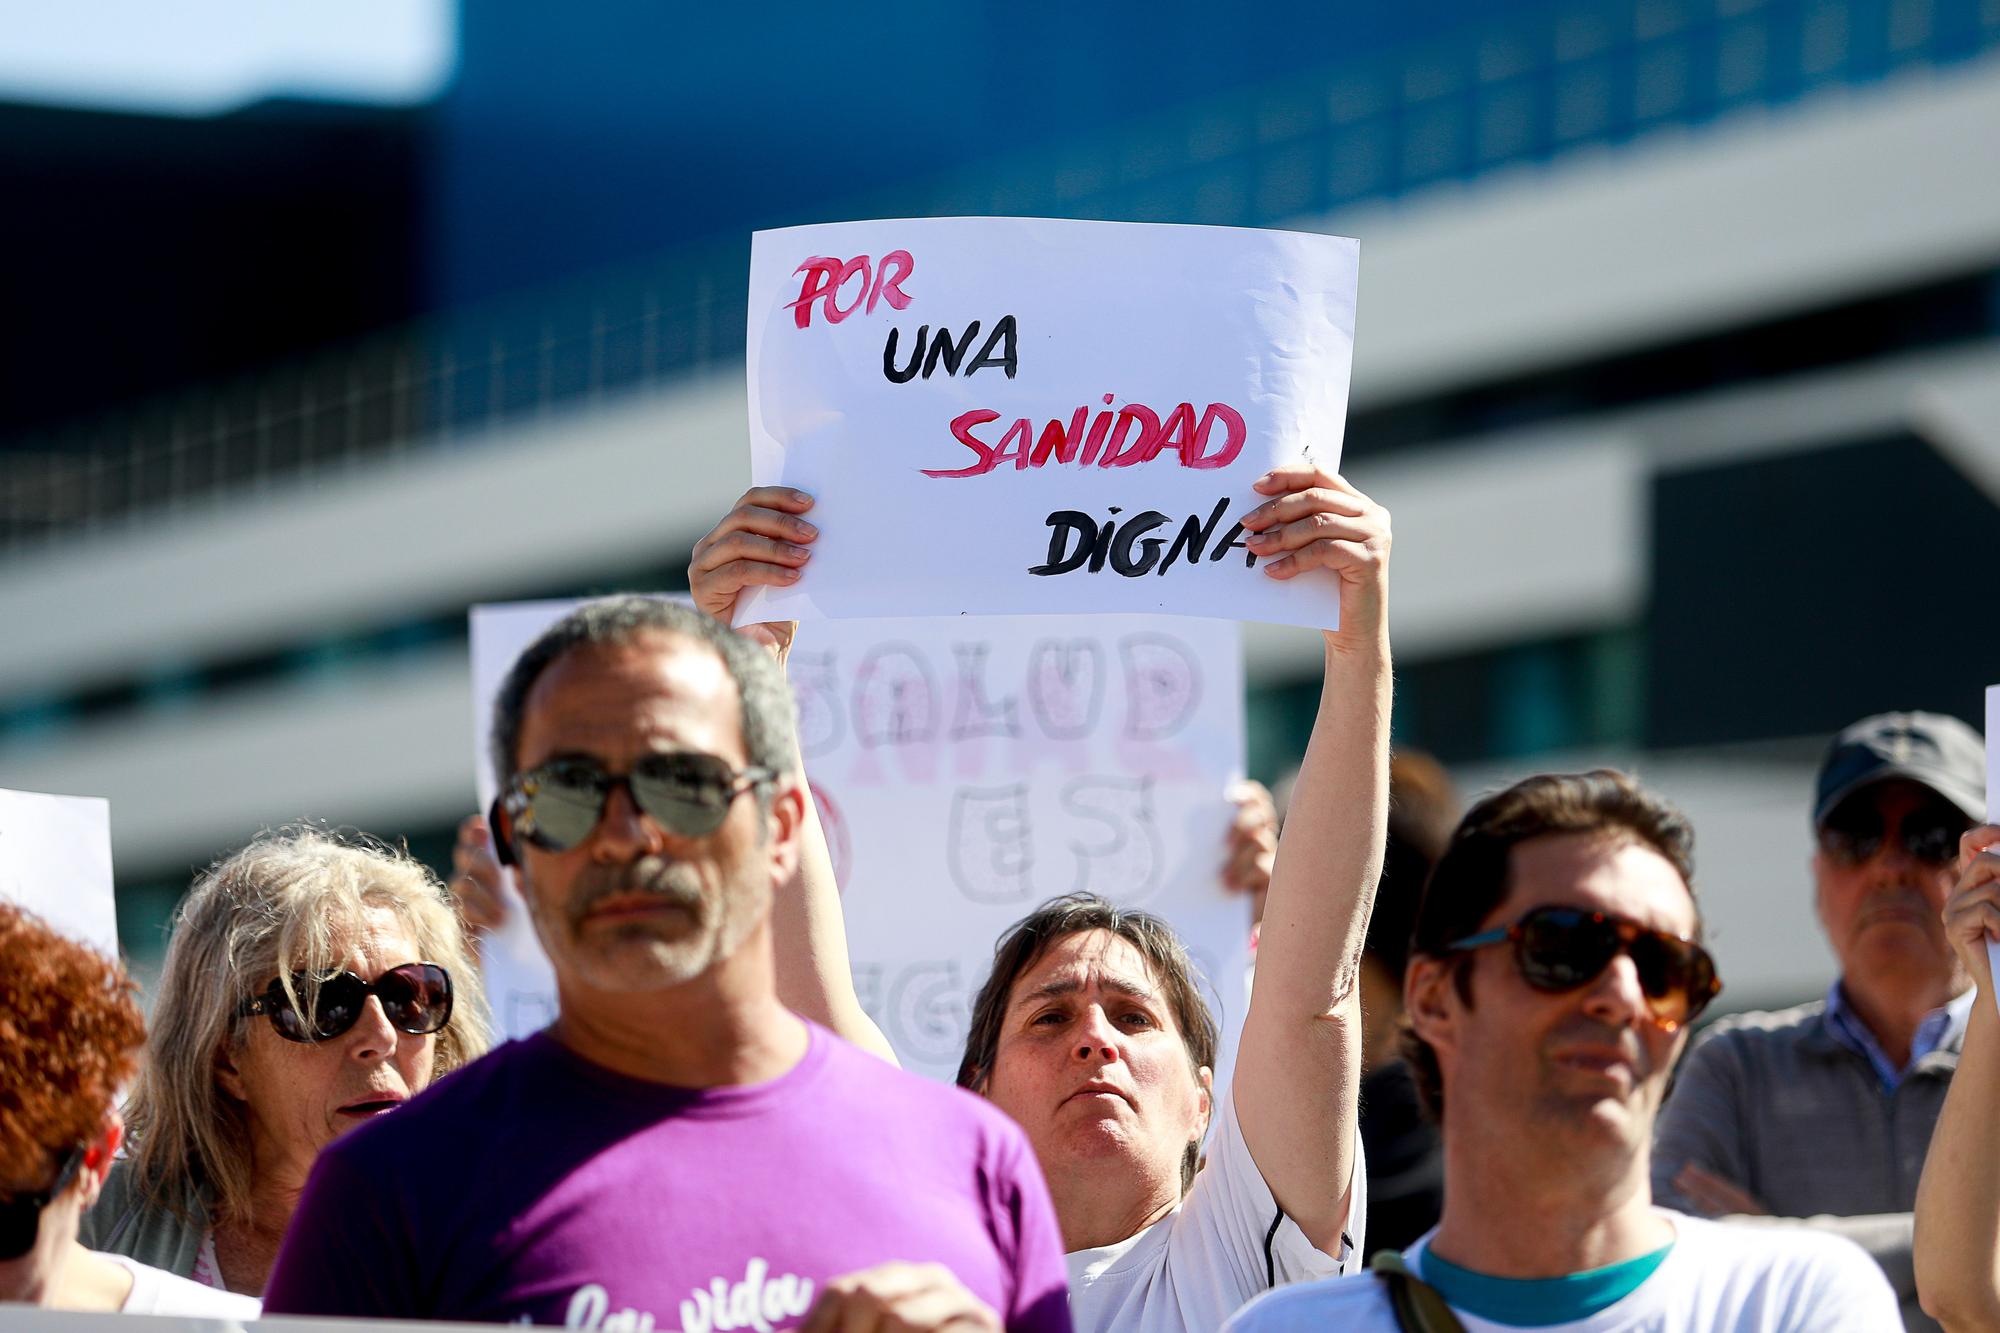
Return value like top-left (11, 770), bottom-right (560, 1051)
top-left (0, 1145), bottom-right (84, 1262)
top-left (237, 962), bottom-right (454, 1044)
top-left (1444, 905), bottom-right (1722, 1030)
top-left (496, 752), bottom-right (775, 856)
top-left (1818, 794), bottom-right (1967, 868)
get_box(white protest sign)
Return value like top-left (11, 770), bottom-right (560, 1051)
top-left (0, 786), bottom-right (116, 958)
top-left (1986, 684), bottom-right (1998, 1010)
top-left (471, 600), bottom-right (1252, 1085)
top-left (741, 217), bottom-right (1357, 631)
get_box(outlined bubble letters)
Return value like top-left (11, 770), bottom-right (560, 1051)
top-left (1027, 638), bottom-right (1105, 740)
top-left (1120, 633), bottom-right (1202, 741)
top-left (853, 644), bottom-right (937, 747)
top-left (945, 784), bottom-right (1035, 904)
top-left (1062, 775), bottom-right (1161, 903)
top-left (949, 642), bottom-right (1022, 740)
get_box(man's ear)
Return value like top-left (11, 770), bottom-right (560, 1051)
top-left (767, 778), bottom-right (808, 883)
top-left (488, 796), bottom-right (518, 869)
top-left (1404, 954), bottom-right (1460, 1054)
top-left (1195, 1064), bottom-right (1215, 1137)
top-left (1809, 850), bottom-right (1835, 936)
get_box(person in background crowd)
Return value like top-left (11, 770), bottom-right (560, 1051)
top-left (1913, 820), bottom-right (2000, 1331)
top-left (1355, 750), bottom-right (1457, 1255)
top-left (692, 465), bottom-right (1393, 1333)
top-left (0, 901), bottom-right (259, 1318)
top-left (1653, 711), bottom-right (1982, 1332)
top-left (81, 825), bottom-right (491, 1296)
top-left (265, 597), bottom-right (1072, 1332)
top-left (1225, 780), bottom-right (1279, 932)
top-left (1226, 770), bottom-right (1899, 1331)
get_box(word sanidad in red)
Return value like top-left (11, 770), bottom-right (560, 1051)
top-left (923, 395), bottom-right (1246, 478)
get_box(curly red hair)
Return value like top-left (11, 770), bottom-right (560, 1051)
top-left (0, 902), bottom-right (145, 1182)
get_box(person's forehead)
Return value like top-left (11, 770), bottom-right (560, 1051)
top-left (1832, 776), bottom-right (1947, 820)
top-left (518, 630), bottom-right (744, 767)
top-left (1496, 832), bottom-right (1696, 938)
top-left (1006, 928), bottom-right (1164, 1005)
top-left (277, 901), bottom-right (420, 978)
top-left (350, 902), bottom-right (422, 966)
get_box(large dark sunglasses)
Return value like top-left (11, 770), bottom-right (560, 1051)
top-left (497, 752), bottom-right (775, 854)
top-left (0, 1145), bottom-right (84, 1262)
top-left (1817, 795), bottom-right (1967, 868)
top-left (1444, 905), bottom-right (1722, 1030)
top-left (237, 962), bottom-right (454, 1044)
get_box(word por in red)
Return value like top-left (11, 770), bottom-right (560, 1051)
top-left (882, 317), bottom-right (1018, 382)
top-left (923, 394), bottom-right (1246, 479)
top-left (787, 251), bottom-right (914, 329)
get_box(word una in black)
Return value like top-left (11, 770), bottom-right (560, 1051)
top-left (883, 316), bottom-right (1019, 383)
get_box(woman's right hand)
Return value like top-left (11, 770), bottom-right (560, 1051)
top-left (688, 486), bottom-right (818, 658)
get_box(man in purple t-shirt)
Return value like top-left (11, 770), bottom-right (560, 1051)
top-left (264, 597), bottom-right (1072, 1332)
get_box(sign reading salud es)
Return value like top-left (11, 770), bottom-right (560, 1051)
top-left (740, 217), bottom-right (1359, 631)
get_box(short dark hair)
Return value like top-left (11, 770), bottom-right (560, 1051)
top-left (1397, 770), bottom-right (1697, 1123)
top-left (958, 893), bottom-right (1218, 1192)
top-left (489, 596), bottom-right (797, 796)
top-left (1366, 749), bottom-right (1460, 980)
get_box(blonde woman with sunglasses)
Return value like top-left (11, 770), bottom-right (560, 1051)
top-left (80, 825), bottom-right (490, 1296)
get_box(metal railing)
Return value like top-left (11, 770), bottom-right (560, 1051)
top-left (4, 0), bottom-right (1995, 551)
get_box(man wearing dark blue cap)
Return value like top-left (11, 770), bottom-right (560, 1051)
top-left (1653, 710), bottom-right (1985, 1332)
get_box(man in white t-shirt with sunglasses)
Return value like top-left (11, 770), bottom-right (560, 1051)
top-left (1227, 770), bottom-right (1897, 1333)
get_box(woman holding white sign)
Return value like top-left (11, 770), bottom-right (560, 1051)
top-left (693, 466), bottom-right (1392, 1333)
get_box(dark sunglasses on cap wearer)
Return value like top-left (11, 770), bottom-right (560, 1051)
top-left (1443, 904), bottom-right (1723, 1031)
top-left (236, 962), bottom-right (454, 1045)
top-left (491, 751), bottom-right (775, 864)
top-left (1816, 790), bottom-right (1969, 868)
top-left (0, 1145), bottom-right (85, 1262)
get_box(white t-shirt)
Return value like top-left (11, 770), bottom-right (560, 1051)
top-left (103, 1252), bottom-right (263, 1319)
top-left (1067, 1087), bottom-right (1365, 1333)
top-left (1222, 1211), bottom-right (1900, 1333)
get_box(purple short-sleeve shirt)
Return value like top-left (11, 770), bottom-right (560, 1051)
top-left (264, 1023), bottom-right (1072, 1333)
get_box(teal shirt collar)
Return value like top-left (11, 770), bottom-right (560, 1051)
top-left (1415, 1240), bottom-right (1673, 1326)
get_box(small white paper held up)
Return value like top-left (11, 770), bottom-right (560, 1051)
top-left (740, 217), bottom-right (1358, 632)
top-left (0, 786), bottom-right (117, 958)
top-left (468, 599), bottom-right (1253, 1087)
top-left (1986, 685), bottom-right (1999, 1014)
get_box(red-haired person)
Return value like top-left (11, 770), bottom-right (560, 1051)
top-left (0, 902), bottom-right (257, 1316)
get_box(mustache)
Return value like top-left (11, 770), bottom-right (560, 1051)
top-left (568, 856), bottom-right (704, 926)
top-left (1547, 1018), bottom-right (1645, 1061)
top-left (1856, 886), bottom-right (1934, 918)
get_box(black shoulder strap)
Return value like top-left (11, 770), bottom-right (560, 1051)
top-left (1370, 1250), bottom-right (1469, 1333)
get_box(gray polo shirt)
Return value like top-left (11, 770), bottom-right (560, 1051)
top-left (1652, 995), bottom-right (1963, 1333)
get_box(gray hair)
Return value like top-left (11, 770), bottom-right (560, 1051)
top-left (489, 596), bottom-right (798, 796)
top-left (122, 824), bottom-right (491, 1224)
